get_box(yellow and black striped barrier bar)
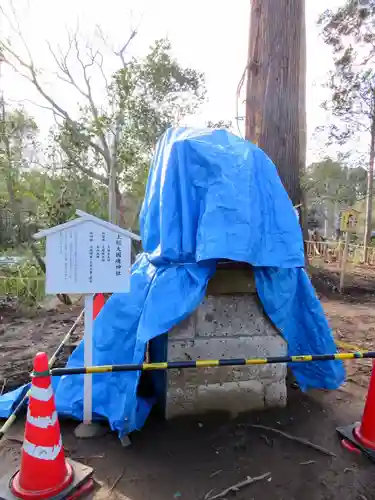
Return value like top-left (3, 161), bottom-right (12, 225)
top-left (32, 351), bottom-right (375, 378)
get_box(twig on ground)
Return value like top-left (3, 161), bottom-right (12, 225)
top-left (108, 470), bottom-right (124, 494)
top-left (204, 472), bottom-right (271, 500)
top-left (344, 467), bottom-right (356, 473)
top-left (209, 470), bottom-right (222, 478)
top-left (72, 454), bottom-right (104, 461)
top-left (204, 488), bottom-right (215, 499)
top-left (299, 460), bottom-right (316, 465)
top-left (0, 379), bottom-right (6, 396)
top-left (249, 424), bottom-right (336, 458)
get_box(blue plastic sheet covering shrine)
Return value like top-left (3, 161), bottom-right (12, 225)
top-left (0, 128), bottom-right (346, 436)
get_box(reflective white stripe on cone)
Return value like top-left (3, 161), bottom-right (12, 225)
top-left (26, 408), bottom-right (58, 429)
top-left (29, 385), bottom-right (53, 402)
top-left (22, 437), bottom-right (63, 461)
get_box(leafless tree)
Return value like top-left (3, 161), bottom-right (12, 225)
top-left (1, 2), bottom-right (138, 227)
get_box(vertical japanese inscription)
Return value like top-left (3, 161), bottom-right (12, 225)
top-left (64, 231), bottom-right (68, 281)
top-left (101, 232), bottom-right (106, 262)
top-left (115, 234), bottom-right (122, 276)
top-left (68, 230), bottom-right (73, 280)
top-left (89, 230), bottom-right (94, 283)
top-left (74, 231), bottom-right (78, 283)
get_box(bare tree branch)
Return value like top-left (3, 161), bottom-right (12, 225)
top-left (115, 29), bottom-right (137, 68)
top-left (94, 24), bottom-right (114, 53)
top-left (70, 34), bottom-right (112, 165)
top-left (3, 42), bottom-right (107, 157)
top-left (0, 1), bottom-right (109, 163)
top-left (14, 97), bottom-right (65, 120)
top-left (59, 140), bottom-right (109, 185)
top-left (94, 49), bottom-right (110, 90)
top-left (47, 38), bottom-right (77, 87)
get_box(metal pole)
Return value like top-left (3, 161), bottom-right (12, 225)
top-left (340, 230), bottom-right (350, 293)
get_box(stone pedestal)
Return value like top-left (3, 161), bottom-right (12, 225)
top-left (164, 263), bottom-right (287, 419)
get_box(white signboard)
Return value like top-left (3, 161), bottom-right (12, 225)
top-left (34, 211), bottom-right (140, 429)
top-left (45, 220), bottom-right (131, 294)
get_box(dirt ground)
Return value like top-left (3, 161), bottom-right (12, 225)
top-left (1, 265), bottom-right (375, 500)
top-left (0, 297), bottom-right (83, 392)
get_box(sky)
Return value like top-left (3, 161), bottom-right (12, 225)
top-left (1, 0), bottom-right (344, 164)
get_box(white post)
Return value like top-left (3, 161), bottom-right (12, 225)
top-left (83, 294), bottom-right (94, 424)
top-left (339, 231), bottom-right (350, 293)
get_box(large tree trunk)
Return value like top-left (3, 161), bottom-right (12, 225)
top-left (245, 0), bottom-right (306, 209)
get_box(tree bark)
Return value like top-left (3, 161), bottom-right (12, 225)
top-left (363, 109), bottom-right (375, 257)
top-left (246, 0), bottom-right (306, 208)
top-left (108, 159), bottom-right (117, 225)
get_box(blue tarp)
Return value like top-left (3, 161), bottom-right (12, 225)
top-left (0, 128), bottom-right (345, 435)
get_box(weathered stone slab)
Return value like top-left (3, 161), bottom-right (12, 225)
top-left (164, 269), bottom-right (287, 419)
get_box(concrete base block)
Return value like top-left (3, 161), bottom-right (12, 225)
top-left (166, 380), bottom-right (266, 419)
top-left (164, 285), bottom-right (288, 419)
top-left (74, 422), bottom-right (108, 439)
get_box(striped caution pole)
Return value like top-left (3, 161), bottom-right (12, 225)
top-left (30, 350), bottom-right (375, 378)
top-left (0, 336), bottom-right (360, 440)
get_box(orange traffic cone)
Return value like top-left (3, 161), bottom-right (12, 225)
top-left (353, 359), bottom-right (375, 450)
top-left (337, 360), bottom-right (375, 463)
top-left (11, 352), bottom-right (73, 498)
top-left (93, 293), bottom-right (105, 320)
top-left (0, 352), bottom-right (94, 500)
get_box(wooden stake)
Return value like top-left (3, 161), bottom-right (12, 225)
top-left (339, 231), bottom-right (350, 293)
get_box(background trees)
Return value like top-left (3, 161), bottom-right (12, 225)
top-left (1, 19), bottom-right (206, 229)
top-left (318, 1), bottom-right (375, 251)
top-left (304, 158), bottom-right (367, 236)
top-left (0, 2), bottom-right (212, 303)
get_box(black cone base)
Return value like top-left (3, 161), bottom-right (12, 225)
top-left (0, 459), bottom-right (94, 500)
top-left (337, 423), bottom-right (375, 463)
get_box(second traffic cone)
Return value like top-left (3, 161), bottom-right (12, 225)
top-left (353, 360), bottom-right (375, 450)
top-left (337, 360), bottom-right (375, 462)
top-left (93, 293), bottom-right (105, 320)
top-left (10, 352), bottom-right (74, 499)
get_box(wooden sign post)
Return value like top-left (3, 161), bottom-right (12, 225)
top-left (339, 208), bottom-right (359, 293)
top-left (33, 210), bottom-right (141, 437)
